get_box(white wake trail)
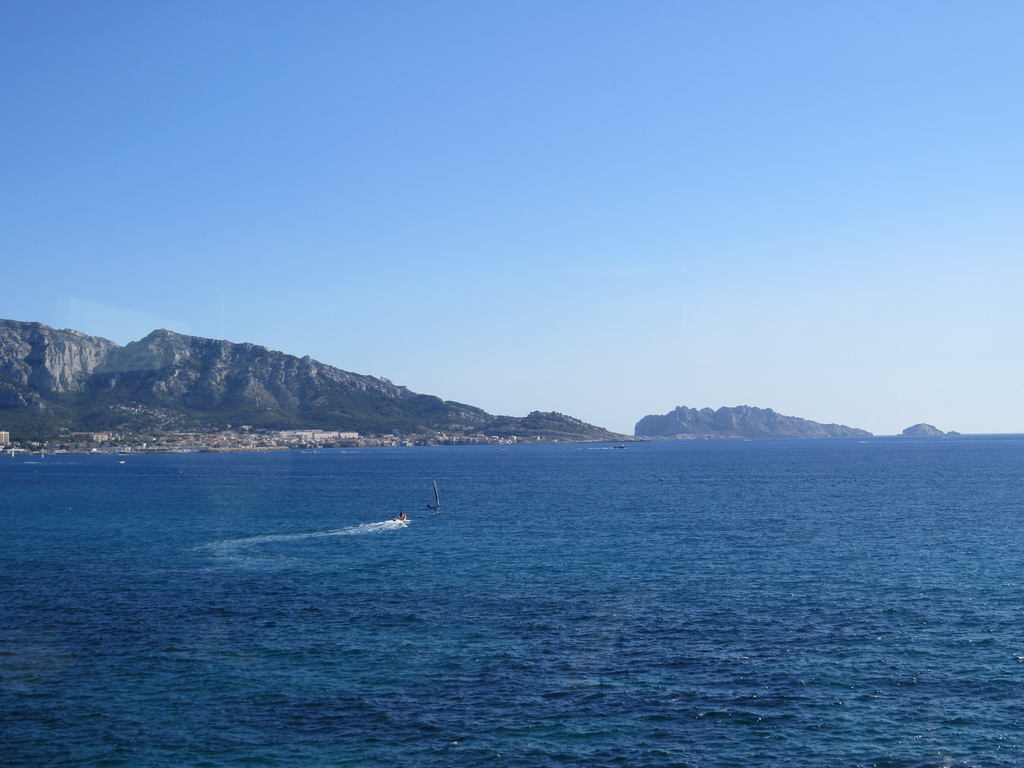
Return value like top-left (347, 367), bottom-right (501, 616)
top-left (201, 519), bottom-right (409, 554)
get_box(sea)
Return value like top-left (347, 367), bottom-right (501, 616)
top-left (3, 436), bottom-right (1024, 767)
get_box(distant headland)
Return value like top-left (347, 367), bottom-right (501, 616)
top-left (635, 405), bottom-right (871, 439)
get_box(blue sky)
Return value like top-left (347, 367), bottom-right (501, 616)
top-left (3, 1), bottom-right (1022, 436)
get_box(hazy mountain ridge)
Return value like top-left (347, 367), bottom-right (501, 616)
top-left (0, 319), bottom-right (620, 440)
top-left (635, 404), bottom-right (871, 439)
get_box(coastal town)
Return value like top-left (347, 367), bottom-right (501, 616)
top-left (0, 426), bottom-right (582, 455)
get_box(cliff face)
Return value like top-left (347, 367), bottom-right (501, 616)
top-left (0, 319), bottom-right (119, 394)
top-left (635, 405), bottom-right (871, 439)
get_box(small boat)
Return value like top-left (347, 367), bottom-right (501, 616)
top-left (427, 481), bottom-right (440, 511)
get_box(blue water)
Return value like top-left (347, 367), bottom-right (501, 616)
top-left (4, 437), bottom-right (1024, 767)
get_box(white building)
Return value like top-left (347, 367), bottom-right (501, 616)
top-left (278, 430), bottom-right (359, 441)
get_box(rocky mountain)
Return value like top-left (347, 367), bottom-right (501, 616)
top-left (0, 321), bottom-right (119, 397)
top-left (0, 319), bottom-right (621, 441)
top-left (635, 405), bottom-right (871, 439)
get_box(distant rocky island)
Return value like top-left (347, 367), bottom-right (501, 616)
top-left (900, 423), bottom-right (959, 436)
top-left (635, 405), bottom-right (871, 439)
top-left (0, 319), bottom-right (623, 444)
